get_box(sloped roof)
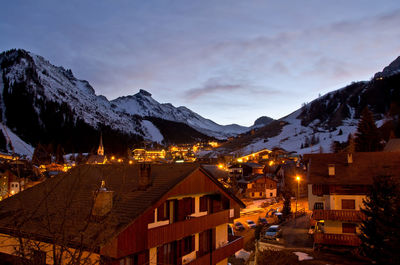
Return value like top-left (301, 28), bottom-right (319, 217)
top-left (304, 152), bottom-right (400, 185)
top-left (201, 165), bottom-right (229, 180)
top-left (0, 164), bottom-right (199, 250)
top-left (384, 139), bottom-right (400, 152)
top-left (242, 162), bottom-right (264, 168)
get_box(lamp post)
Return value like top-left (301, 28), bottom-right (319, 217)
top-left (295, 176), bottom-right (300, 222)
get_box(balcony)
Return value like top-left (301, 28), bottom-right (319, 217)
top-left (314, 232), bottom-right (361, 247)
top-left (147, 210), bottom-right (230, 248)
top-left (312, 209), bottom-right (365, 222)
top-left (186, 235), bottom-right (243, 265)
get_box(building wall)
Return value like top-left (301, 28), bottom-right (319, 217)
top-left (0, 233), bottom-right (100, 265)
top-left (308, 184), bottom-right (330, 210)
top-left (330, 195), bottom-right (366, 210)
top-left (324, 221), bottom-right (361, 234)
top-left (215, 224), bottom-right (228, 248)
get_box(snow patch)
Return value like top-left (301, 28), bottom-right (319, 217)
top-left (0, 124), bottom-right (34, 158)
top-left (293, 252), bottom-right (313, 261)
top-left (142, 120), bottom-right (164, 143)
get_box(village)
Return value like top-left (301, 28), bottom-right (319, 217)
top-left (0, 112), bottom-right (398, 265)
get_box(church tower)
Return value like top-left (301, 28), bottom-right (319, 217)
top-left (97, 133), bottom-right (104, 156)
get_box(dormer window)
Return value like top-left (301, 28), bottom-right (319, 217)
top-left (328, 164), bottom-right (335, 176)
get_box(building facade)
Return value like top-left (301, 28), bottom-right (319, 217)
top-left (0, 164), bottom-right (244, 265)
top-left (304, 152), bottom-right (400, 248)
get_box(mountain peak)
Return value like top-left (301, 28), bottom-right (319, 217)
top-left (253, 116), bottom-right (274, 127)
top-left (374, 55), bottom-right (400, 78)
top-left (137, 89), bottom-right (152, 97)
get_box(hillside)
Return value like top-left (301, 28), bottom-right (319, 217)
top-left (217, 56), bottom-right (400, 155)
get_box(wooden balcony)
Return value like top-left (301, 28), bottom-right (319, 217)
top-left (186, 235), bottom-right (243, 265)
top-left (312, 209), bottom-right (365, 222)
top-left (147, 210), bottom-right (230, 248)
top-left (314, 232), bottom-right (361, 247)
top-left (213, 235), bottom-right (243, 263)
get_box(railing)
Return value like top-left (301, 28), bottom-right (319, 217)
top-left (314, 232), bottom-right (361, 246)
top-left (147, 210), bottom-right (230, 248)
top-left (212, 235), bottom-right (243, 263)
top-left (186, 235), bottom-right (243, 265)
top-left (312, 209), bottom-right (365, 222)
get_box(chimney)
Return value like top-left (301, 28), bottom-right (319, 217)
top-left (139, 164), bottom-right (151, 190)
top-left (92, 180), bottom-right (114, 217)
top-left (328, 164), bottom-right (335, 176)
top-left (347, 153), bottom-right (353, 164)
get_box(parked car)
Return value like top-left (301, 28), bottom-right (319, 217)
top-left (258, 217), bottom-right (269, 226)
top-left (274, 212), bottom-right (283, 223)
top-left (264, 225), bottom-right (282, 240)
top-left (234, 222), bottom-right (245, 231)
top-left (228, 224), bottom-right (235, 236)
top-left (266, 209), bottom-right (276, 217)
top-left (246, 220), bottom-right (257, 229)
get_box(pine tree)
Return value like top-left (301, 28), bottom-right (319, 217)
top-left (0, 130), bottom-right (7, 152)
top-left (355, 108), bottom-right (381, 152)
top-left (359, 175), bottom-right (400, 264)
top-left (55, 144), bottom-right (65, 164)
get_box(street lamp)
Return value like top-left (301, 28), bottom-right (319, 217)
top-left (295, 176), bottom-right (300, 220)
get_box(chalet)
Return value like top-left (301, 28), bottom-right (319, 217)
top-left (241, 162), bottom-right (264, 177)
top-left (236, 149), bottom-right (271, 163)
top-left (0, 164), bottom-right (244, 265)
top-left (242, 175), bottom-right (277, 199)
top-left (304, 152), bottom-right (400, 248)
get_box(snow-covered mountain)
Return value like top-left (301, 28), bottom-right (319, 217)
top-left (217, 56), bottom-right (400, 155)
top-left (0, 49), bottom-right (215, 155)
top-left (111, 90), bottom-right (250, 138)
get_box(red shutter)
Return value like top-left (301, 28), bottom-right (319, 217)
top-left (342, 199), bottom-right (355, 210)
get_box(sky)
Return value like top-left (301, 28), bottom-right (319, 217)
top-left (1, 0), bottom-right (400, 126)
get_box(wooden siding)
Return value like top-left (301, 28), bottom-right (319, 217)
top-left (147, 210), bottom-right (230, 249)
top-left (212, 235), bottom-right (243, 263)
top-left (186, 235), bottom-right (243, 265)
top-left (313, 209), bottom-right (365, 222)
top-left (314, 232), bottom-right (361, 246)
top-left (102, 168), bottom-right (243, 259)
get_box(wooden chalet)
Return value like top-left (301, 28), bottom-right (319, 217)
top-left (304, 152), bottom-right (400, 248)
top-left (243, 175), bottom-right (277, 199)
top-left (0, 164), bottom-right (245, 265)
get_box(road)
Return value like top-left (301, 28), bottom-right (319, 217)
top-left (233, 198), bottom-right (310, 249)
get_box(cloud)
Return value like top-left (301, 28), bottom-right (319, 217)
top-left (184, 76), bottom-right (282, 101)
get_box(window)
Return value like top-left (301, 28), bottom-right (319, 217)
top-left (314, 202), bottom-right (324, 210)
top-left (342, 223), bottom-right (356, 233)
top-left (251, 192), bottom-right (255, 197)
top-left (270, 184), bottom-right (273, 189)
top-left (259, 192), bottom-right (263, 197)
top-left (183, 236), bottom-right (194, 255)
top-left (270, 192), bottom-right (273, 197)
top-left (341, 199), bottom-right (355, 210)
top-left (157, 201), bottom-right (169, 221)
top-left (200, 196), bottom-right (208, 212)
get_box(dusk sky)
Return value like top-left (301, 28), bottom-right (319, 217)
top-left (1, 0), bottom-right (400, 126)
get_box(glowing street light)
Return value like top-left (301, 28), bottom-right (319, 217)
top-left (295, 175), bottom-right (301, 224)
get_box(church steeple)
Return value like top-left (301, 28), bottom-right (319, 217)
top-left (97, 133), bottom-right (104, 156)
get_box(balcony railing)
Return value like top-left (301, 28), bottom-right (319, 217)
top-left (186, 235), bottom-right (243, 265)
top-left (312, 209), bottom-right (365, 222)
top-left (314, 232), bottom-right (361, 247)
top-left (147, 210), bottom-right (230, 248)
